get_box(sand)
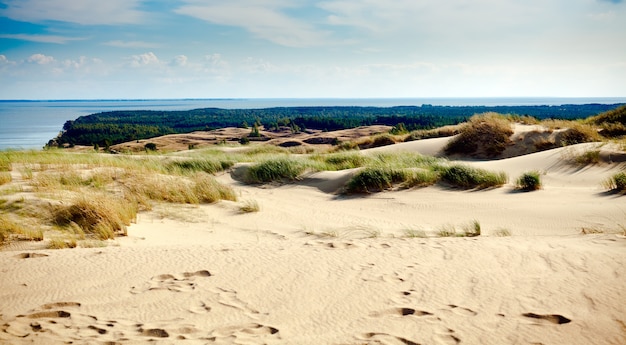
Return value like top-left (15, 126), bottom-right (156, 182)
top-left (1, 134), bottom-right (626, 344)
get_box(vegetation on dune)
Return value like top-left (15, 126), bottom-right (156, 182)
top-left (345, 167), bottom-right (409, 193)
top-left (52, 195), bottom-right (135, 240)
top-left (587, 104), bottom-right (626, 138)
top-left (438, 164), bottom-right (508, 189)
top-left (244, 157), bottom-right (307, 183)
top-left (604, 172), bottom-right (626, 193)
top-left (444, 113), bottom-right (514, 158)
top-left (4, 105), bottom-right (626, 248)
top-left (515, 171), bottom-right (542, 191)
top-left (0, 150), bottom-right (237, 248)
top-left (311, 151), bottom-right (373, 171)
top-left (49, 104), bottom-right (623, 147)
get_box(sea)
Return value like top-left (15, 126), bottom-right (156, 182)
top-left (1, 97), bottom-right (625, 150)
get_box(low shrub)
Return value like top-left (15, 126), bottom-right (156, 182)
top-left (516, 171), bottom-right (542, 191)
top-left (444, 113), bottom-right (513, 157)
top-left (604, 172), bottom-right (626, 193)
top-left (334, 141), bottom-right (359, 151)
top-left (357, 134), bottom-right (397, 149)
top-left (192, 173), bottom-right (237, 203)
top-left (574, 150), bottom-right (601, 165)
top-left (345, 167), bottom-right (407, 193)
top-left (557, 123), bottom-right (602, 146)
top-left (439, 164), bottom-right (508, 189)
top-left (244, 157), bottom-right (306, 183)
top-left (52, 195), bottom-right (136, 240)
top-left (239, 199), bottom-right (260, 213)
top-left (404, 125), bottom-right (461, 142)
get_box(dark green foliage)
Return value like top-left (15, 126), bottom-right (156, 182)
top-left (52, 104), bottom-right (624, 147)
top-left (144, 143), bottom-right (157, 151)
top-left (239, 137), bottom-right (250, 145)
top-left (516, 171), bottom-right (542, 191)
top-left (390, 123), bottom-right (408, 135)
top-left (439, 164), bottom-right (508, 189)
top-left (244, 158), bottom-right (306, 183)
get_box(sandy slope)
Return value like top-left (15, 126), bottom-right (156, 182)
top-left (1, 136), bottom-right (626, 344)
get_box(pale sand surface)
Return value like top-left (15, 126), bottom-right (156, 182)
top-left (1, 137), bottom-right (626, 344)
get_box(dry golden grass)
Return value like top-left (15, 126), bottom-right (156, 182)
top-left (0, 150), bottom-right (238, 248)
top-left (0, 171), bottom-right (11, 185)
top-left (444, 113), bottom-right (513, 158)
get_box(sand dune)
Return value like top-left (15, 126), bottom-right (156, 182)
top-left (2, 132), bottom-right (626, 344)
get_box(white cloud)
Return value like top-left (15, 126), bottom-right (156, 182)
top-left (175, 1), bottom-right (329, 47)
top-left (0, 55), bottom-right (13, 64)
top-left (0, 0), bottom-right (146, 25)
top-left (170, 55), bottom-right (188, 67)
top-left (103, 40), bottom-right (161, 49)
top-left (27, 53), bottom-right (55, 64)
top-left (0, 33), bottom-right (85, 44)
top-left (128, 52), bottom-right (160, 67)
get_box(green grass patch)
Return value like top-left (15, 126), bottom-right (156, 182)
top-left (311, 151), bottom-right (372, 171)
top-left (438, 164), bottom-right (508, 189)
top-left (244, 157), bottom-right (306, 183)
top-left (574, 150), bottom-right (601, 165)
top-left (345, 167), bottom-right (408, 193)
top-left (515, 171), bottom-right (542, 191)
top-left (604, 171), bottom-right (626, 193)
top-left (166, 157), bottom-right (235, 175)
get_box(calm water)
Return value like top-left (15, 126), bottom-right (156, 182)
top-left (1, 97), bottom-right (625, 150)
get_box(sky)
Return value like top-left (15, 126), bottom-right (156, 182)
top-left (0, 0), bottom-right (625, 99)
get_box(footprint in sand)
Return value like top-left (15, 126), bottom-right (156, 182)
top-left (209, 323), bottom-right (280, 342)
top-left (16, 252), bottom-right (48, 259)
top-left (444, 304), bottom-right (478, 317)
top-left (358, 332), bottom-right (420, 345)
top-left (215, 287), bottom-right (264, 317)
top-left (130, 270), bottom-right (212, 294)
top-left (522, 312), bottom-right (571, 325)
top-left (189, 301), bottom-right (211, 314)
top-left (370, 307), bottom-right (434, 318)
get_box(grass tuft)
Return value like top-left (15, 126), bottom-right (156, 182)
top-left (445, 113), bottom-right (513, 157)
top-left (239, 199), bottom-right (260, 213)
top-left (244, 157), bottom-right (306, 183)
top-left (439, 164), bottom-right (508, 189)
top-left (166, 157), bottom-right (235, 175)
top-left (52, 195), bottom-right (135, 240)
top-left (574, 150), bottom-right (601, 165)
top-left (515, 171), bottom-right (542, 191)
top-left (0, 171), bottom-right (11, 185)
top-left (345, 167), bottom-right (407, 193)
top-left (463, 220), bottom-right (481, 237)
top-left (603, 171), bottom-right (626, 193)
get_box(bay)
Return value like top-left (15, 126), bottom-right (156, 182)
top-left (1, 97), bottom-right (625, 150)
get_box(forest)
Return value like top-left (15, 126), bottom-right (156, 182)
top-left (51, 103), bottom-right (625, 147)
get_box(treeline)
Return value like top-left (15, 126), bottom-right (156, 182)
top-left (51, 104), bottom-right (624, 147)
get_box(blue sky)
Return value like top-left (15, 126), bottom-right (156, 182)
top-left (0, 0), bottom-right (625, 99)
